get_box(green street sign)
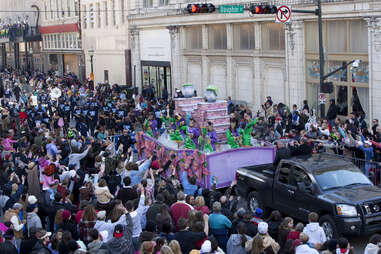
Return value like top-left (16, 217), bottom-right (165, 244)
top-left (219, 5), bottom-right (244, 14)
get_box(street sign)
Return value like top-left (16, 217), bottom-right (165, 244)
top-left (276, 5), bottom-right (292, 23)
top-left (319, 93), bottom-right (327, 105)
top-left (219, 5), bottom-right (244, 14)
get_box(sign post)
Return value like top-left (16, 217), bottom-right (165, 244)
top-left (219, 5), bottom-right (244, 14)
top-left (276, 5), bottom-right (292, 24)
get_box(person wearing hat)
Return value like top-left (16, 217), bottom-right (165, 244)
top-left (245, 222), bottom-right (280, 254)
top-left (100, 224), bottom-right (135, 254)
top-left (20, 226), bottom-right (39, 254)
top-left (0, 229), bottom-right (17, 254)
top-left (26, 203), bottom-right (42, 234)
top-left (29, 229), bottom-right (52, 254)
top-left (356, 140), bottom-right (374, 177)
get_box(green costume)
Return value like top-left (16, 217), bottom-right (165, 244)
top-left (185, 136), bottom-right (196, 149)
top-left (170, 129), bottom-right (183, 142)
top-left (226, 129), bottom-right (240, 149)
top-left (144, 119), bottom-right (154, 138)
top-left (238, 118), bottom-right (258, 146)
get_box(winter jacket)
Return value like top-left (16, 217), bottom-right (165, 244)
top-left (26, 165), bottom-right (41, 200)
top-left (94, 214), bottom-right (132, 243)
top-left (30, 240), bottom-right (52, 254)
top-left (27, 212), bottom-right (42, 233)
top-left (100, 234), bottom-right (135, 254)
top-left (295, 244), bottom-right (319, 254)
top-left (226, 234), bottom-right (252, 254)
top-left (68, 147), bottom-right (90, 170)
top-left (95, 185), bottom-right (114, 204)
top-left (303, 223), bottom-right (326, 246)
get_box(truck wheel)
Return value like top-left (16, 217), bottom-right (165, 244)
top-left (247, 191), bottom-right (268, 215)
top-left (319, 215), bottom-right (338, 240)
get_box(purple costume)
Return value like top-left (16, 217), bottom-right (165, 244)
top-left (187, 127), bottom-right (200, 145)
top-left (208, 130), bottom-right (218, 150)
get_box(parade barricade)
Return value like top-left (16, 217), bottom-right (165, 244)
top-left (136, 131), bottom-right (275, 189)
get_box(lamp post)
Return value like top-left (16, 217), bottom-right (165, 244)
top-left (88, 48), bottom-right (94, 81)
top-left (29, 45), bottom-right (33, 72)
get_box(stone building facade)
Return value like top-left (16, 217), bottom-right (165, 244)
top-left (128, 0), bottom-right (381, 122)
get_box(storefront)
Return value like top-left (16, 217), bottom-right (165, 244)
top-left (139, 29), bottom-right (172, 98)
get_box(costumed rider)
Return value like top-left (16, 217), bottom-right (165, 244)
top-left (226, 118), bottom-right (240, 149)
top-left (239, 112), bottom-right (257, 147)
top-left (199, 121), bottom-right (218, 152)
top-left (143, 113), bottom-right (158, 138)
top-left (181, 118), bottom-right (200, 150)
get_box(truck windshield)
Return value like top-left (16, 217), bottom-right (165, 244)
top-left (313, 166), bottom-right (372, 191)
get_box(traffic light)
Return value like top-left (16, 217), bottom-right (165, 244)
top-left (186, 3), bottom-right (216, 14)
top-left (249, 5), bottom-right (277, 14)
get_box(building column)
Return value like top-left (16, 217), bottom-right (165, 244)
top-left (201, 24), bottom-right (209, 96)
top-left (366, 17), bottom-right (381, 122)
top-left (285, 20), bottom-right (306, 108)
top-left (129, 26), bottom-right (141, 91)
top-left (226, 24), bottom-right (233, 101)
top-left (253, 22), bottom-right (262, 110)
top-left (168, 25), bottom-right (181, 93)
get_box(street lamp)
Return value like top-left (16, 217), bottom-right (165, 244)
top-left (29, 46), bottom-right (33, 71)
top-left (88, 48), bottom-right (94, 81)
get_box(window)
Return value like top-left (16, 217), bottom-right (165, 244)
top-left (56, 0), bottom-right (59, 19)
top-left (185, 26), bottom-right (202, 49)
top-left (278, 163), bottom-right (292, 185)
top-left (44, 4), bottom-right (48, 20)
top-left (112, 0), bottom-right (116, 26)
top-left (305, 22), bottom-right (318, 52)
top-left (143, 0), bottom-right (153, 8)
top-left (233, 23), bottom-right (255, 50)
top-left (82, 5), bottom-right (87, 29)
top-left (69, 34), bottom-right (73, 48)
top-left (67, 0), bottom-right (71, 17)
top-left (262, 23), bottom-right (285, 50)
top-left (327, 21), bottom-right (347, 53)
top-left (57, 34), bottom-right (61, 48)
top-left (208, 24), bottom-right (227, 50)
top-left (75, 0), bottom-right (79, 16)
top-left (120, 0), bottom-right (125, 23)
top-left (104, 1), bottom-right (108, 26)
top-left (159, 0), bottom-right (168, 6)
top-left (97, 3), bottom-right (101, 28)
top-left (89, 4), bottom-right (95, 28)
top-left (104, 70), bottom-right (109, 82)
top-left (350, 20), bottom-right (368, 53)
top-left (291, 166), bottom-right (312, 187)
top-left (64, 34), bottom-right (69, 48)
top-left (50, 0), bottom-right (53, 19)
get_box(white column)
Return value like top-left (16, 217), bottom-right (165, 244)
top-left (226, 24), bottom-right (233, 100)
top-left (201, 24), bottom-right (209, 95)
top-left (285, 20), bottom-right (306, 108)
top-left (253, 22), bottom-right (262, 110)
top-left (168, 25), bottom-right (181, 93)
top-left (366, 17), bottom-right (381, 122)
top-left (129, 27), bottom-right (141, 91)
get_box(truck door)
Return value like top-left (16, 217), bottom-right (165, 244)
top-left (273, 162), bottom-right (298, 215)
top-left (291, 166), bottom-right (316, 221)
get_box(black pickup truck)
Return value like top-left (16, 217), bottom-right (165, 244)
top-left (236, 153), bottom-right (381, 239)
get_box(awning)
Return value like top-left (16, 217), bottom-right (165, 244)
top-left (39, 23), bottom-right (79, 34)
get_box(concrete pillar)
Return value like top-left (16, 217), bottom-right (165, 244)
top-left (129, 26), bottom-right (141, 91)
top-left (168, 25), bottom-right (181, 93)
top-left (285, 20), bottom-right (306, 108)
top-left (366, 17), bottom-right (381, 122)
top-left (253, 22), bottom-right (263, 110)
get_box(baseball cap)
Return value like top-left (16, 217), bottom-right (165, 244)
top-left (37, 229), bottom-right (52, 240)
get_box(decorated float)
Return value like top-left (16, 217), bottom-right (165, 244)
top-left (136, 84), bottom-right (275, 189)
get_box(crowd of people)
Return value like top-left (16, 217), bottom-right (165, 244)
top-left (0, 68), bottom-right (380, 254)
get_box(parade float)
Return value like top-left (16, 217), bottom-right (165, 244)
top-left (136, 85), bottom-right (275, 189)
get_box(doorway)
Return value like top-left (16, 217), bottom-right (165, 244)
top-left (141, 61), bottom-right (172, 98)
